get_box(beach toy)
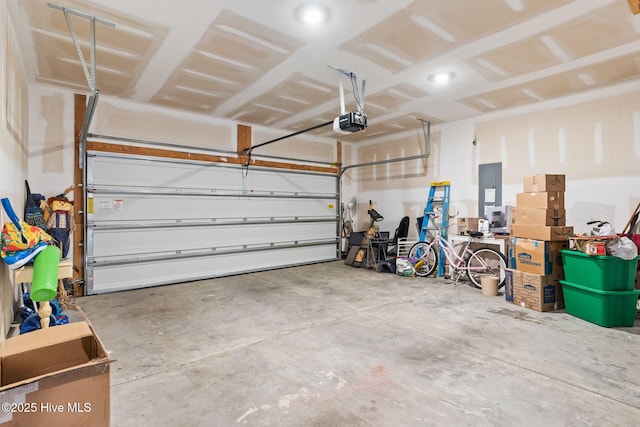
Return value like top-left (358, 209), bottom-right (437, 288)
top-left (31, 245), bottom-right (61, 328)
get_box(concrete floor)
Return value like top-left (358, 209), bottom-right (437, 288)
top-left (77, 261), bottom-right (640, 427)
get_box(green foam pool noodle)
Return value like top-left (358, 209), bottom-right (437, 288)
top-left (31, 245), bottom-right (61, 302)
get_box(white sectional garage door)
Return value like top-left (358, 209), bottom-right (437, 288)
top-left (85, 152), bottom-right (338, 294)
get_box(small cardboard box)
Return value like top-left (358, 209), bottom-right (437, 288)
top-left (516, 192), bottom-right (564, 210)
top-left (523, 174), bottom-right (566, 193)
top-left (511, 208), bottom-right (566, 226)
top-left (0, 321), bottom-right (111, 426)
top-left (457, 217), bottom-right (481, 234)
top-left (513, 238), bottom-right (569, 276)
top-left (511, 224), bottom-right (573, 241)
top-left (505, 268), bottom-right (522, 302)
top-left (583, 241), bottom-right (606, 256)
top-left (514, 272), bottom-right (564, 312)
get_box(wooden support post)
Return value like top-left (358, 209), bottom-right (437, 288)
top-left (73, 94), bottom-right (86, 296)
top-left (237, 124), bottom-right (252, 165)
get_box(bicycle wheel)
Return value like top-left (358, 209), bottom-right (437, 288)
top-left (466, 248), bottom-right (507, 289)
top-left (408, 242), bottom-right (437, 277)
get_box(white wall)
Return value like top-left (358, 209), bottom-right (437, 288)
top-left (1, 1), bottom-right (29, 341)
top-left (365, 83), bottom-right (640, 238)
top-left (440, 117), bottom-right (640, 234)
top-left (27, 86), bottom-right (75, 204)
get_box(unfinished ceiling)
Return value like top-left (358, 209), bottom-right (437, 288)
top-left (8, 0), bottom-right (640, 143)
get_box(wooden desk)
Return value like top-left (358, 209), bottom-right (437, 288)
top-left (13, 258), bottom-right (74, 283)
top-left (449, 234), bottom-right (510, 258)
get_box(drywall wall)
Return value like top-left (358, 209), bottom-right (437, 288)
top-left (343, 128), bottom-right (438, 234)
top-left (357, 85), bottom-right (640, 238)
top-left (475, 91), bottom-right (640, 183)
top-left (27, 86), bottom-right (74, 195)
top-left (474, 89), bottom-right (640, 232)
top-left (0, 1), bottom-right (30, 341)
top-left (90, 96), bottom-right (235, 152)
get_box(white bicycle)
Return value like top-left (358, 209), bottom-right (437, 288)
top-left (409, 217), bottom-right (507, 289)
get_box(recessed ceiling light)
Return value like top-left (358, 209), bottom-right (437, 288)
top-left (295, 3), bottom-right (330, 26)
top-left (429, 72), bottom-right (455, 85)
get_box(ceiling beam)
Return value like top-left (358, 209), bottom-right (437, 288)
top-left (629, 0), bottom-right (640, 14)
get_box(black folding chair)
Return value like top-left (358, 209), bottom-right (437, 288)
top-left (387, 216), bottom-right (410, 257)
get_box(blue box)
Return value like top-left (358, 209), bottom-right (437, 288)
top-left (504, 268), bottom-right (520, 302)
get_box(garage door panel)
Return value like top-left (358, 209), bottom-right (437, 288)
top-left (92, 157), bottom-right (244, 189)
top-left (90, 195), bottom-right (335, 221)
top-left (90, 156), bottom-right (335, 194)
top-left (90, 222), bottom-right (336, 257)
top-left (248, 170), bottom-right (334, 193)
top-left (90, 245), bottom-right (337, 294)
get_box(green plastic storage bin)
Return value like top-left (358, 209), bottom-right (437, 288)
top-left (560, 249), bottom-right (639, 291)
top-left (560, 280), bottom-right (639, 327)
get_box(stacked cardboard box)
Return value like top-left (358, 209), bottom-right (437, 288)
top-left (457, 217), bottom-right (481, 235)
top-left (507, 174), bottom-right (573, 312)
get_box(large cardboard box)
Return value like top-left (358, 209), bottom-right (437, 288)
top-left (516, 192), bottom-right (564, 209)
top-left (523, 174), bottom-right (565, 192)
top-left (511, 208), bottom-right (566, 226)
top-left (513, 238), bottom-right (569, 276)
top-left (457, 217), bottom-right (481, 235)
top-left (511, 224), bottom-right (573, 241)
top-left (513, 272), bottom-right (564, 312)
top-left (0, 321), bottom-right (111, 426)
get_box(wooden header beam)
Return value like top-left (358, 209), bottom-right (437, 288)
top-left (87, 141), bottom-right (340, 174)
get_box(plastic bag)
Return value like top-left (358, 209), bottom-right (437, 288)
top-left (606, 237), bottom-right (638, 260)
top-left (589, 220), bottom-right (615, 236)
top-left (395, 257), bottom-right (415, 276)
